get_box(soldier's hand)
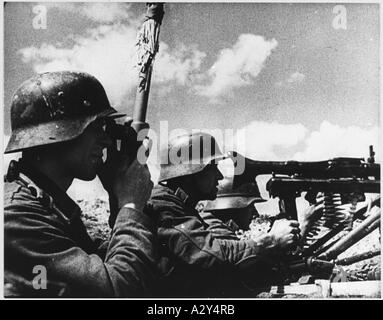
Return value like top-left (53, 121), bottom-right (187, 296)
top-left (112, 158), bottom-right (153, 212)
top-left (97, 117), bottom-right (153, 226)
top-left (298, 202), bottom-right (324, 239)
top-left (105, 143), bottom-right (153, 228)
top-left (268, 219), bottom-right (301, 250)
top-left (98, 117), bottom-right (145, 192)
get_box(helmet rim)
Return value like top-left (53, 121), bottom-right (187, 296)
top-left (5, 108), bottom-right (122, 154)
top-left (158, 153), bottom-right (227, 183)
top-left (158, 132), bottom-right (227, 183)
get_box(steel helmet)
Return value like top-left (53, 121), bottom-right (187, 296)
top-left (204, 156), bottom-right (266, 211)
top-left (158, 132), bottom-right (226, 183)
top-left (5, 71), bottom-right (122, 154)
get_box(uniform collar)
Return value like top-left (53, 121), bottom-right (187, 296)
top-left (174, 187), bottom-right (198, 209)
top-left (18, 159), bottom-right (81, 220)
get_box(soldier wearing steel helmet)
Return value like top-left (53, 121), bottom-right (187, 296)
top-left (202, 166), bottom-right (266, 232)
top-left (4, 71), bottom-right (157, 297)
top-left (148, 132), bottom-right (301, 297)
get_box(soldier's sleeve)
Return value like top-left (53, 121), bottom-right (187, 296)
top-left (199, 211), bottom-right (239, 238)
top-left (4, 194), bottom-right (157, 297)
top-left (93, 239), bottom-right (109, 260)
top-left (159, 211), bottom-right (278, 269)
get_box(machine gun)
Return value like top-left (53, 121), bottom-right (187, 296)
top-left (230, 146), bottom-right (380, 221)
top-left (230, 147), bottom-right (380, 289)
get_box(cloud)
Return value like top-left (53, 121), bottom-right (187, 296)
top-left (155, 43), bottom-right (206, 86)
top-left (80, 3), bottom-right (133, 23)
top-left (293, 121), bottom-right (380, 161)
top-left (197, 34), bottom-right (278, 100)
top-left (229, 121), bottom-right (308, 160)
top-left (224, 120), bottom-right (379, 163)
top-left (287, 71), bottom-right (305, 83)
top-left (19, 24), bottom-right (138, 110)
top-left (44, 2), bottom-right (135, 23)
top-left (20, 8), bottom-right (279, 106)
top-left (18, 26), bottom-right (205, 111)
top-left (276, 71), bottom-right (306, 87)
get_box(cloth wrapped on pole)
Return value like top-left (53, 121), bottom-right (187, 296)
top-left (133, 3), bottom-right (165, 133)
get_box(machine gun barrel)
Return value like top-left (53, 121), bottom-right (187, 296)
top-left (267, 177), bottom-right (380, 195)
top-left (241, 154), bottom-right (380, 180)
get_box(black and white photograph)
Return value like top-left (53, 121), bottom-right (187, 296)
top-left (2, 1), bottom-right (381, 300)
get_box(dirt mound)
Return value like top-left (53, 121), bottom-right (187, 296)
top-left (79, 198), bottom-right (111, 240)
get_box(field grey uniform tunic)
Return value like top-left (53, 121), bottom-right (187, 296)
top-left (4, 159), bottom-right (158, 297)
top-left (149, 184), bottom-right (278, 297)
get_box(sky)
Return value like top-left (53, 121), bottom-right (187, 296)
top-left (2, 2), bottom-right (380, 206)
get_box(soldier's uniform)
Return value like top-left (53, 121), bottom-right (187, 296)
top-left (4, 160), bottom-right (157, 297)
top-left (149, 133), bottom-right (278, 297)
top-left (4, 71), bottom-right (158, 297)
top-left (200, 211), bottom-right (242, 234)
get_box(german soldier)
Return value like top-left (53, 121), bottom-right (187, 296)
top-left (148, 132), bottom-right (301, 297)
top-left (4, 71), bottom-right (156, 297)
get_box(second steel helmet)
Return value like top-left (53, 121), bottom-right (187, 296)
top-left (204, 156), bottom-right (266, 211)
top-left (5, 71), bottom-right (122, 154)
top-left (158, 132), bottom-right (226, 183)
